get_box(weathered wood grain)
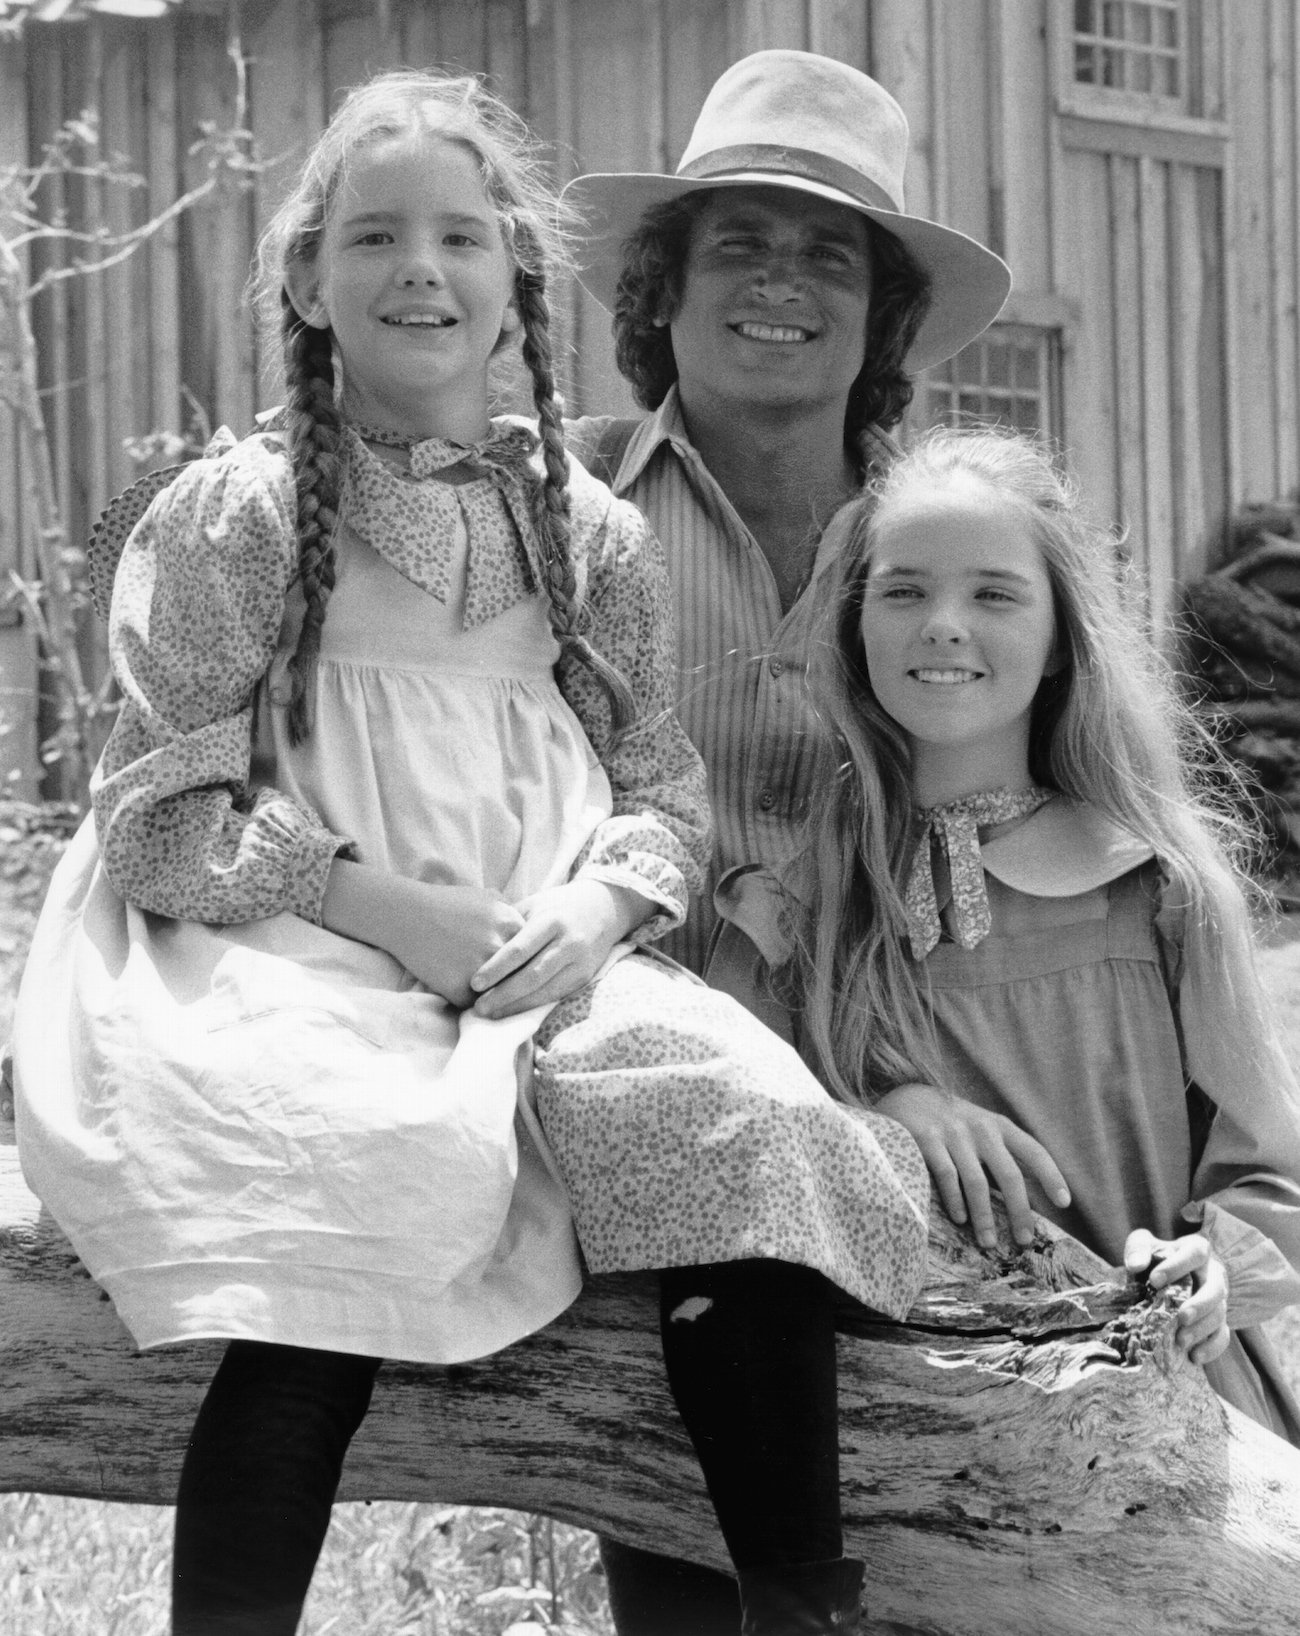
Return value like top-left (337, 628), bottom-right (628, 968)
top-left (5, 1115), bottom-right (1300, 1635)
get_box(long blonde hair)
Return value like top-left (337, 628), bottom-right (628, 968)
top-left (249, 69), bottom-right (632, 743)
top-left (793, 425), bottom-right (1290, 1115)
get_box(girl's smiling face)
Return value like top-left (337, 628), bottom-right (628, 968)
top-left (857, 474), bottom-right (1060, 804)
top-left (290, 131), bottom-right (519, 443)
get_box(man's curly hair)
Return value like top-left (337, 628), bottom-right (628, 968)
top-left (611, 191), bottom-right (934, 443)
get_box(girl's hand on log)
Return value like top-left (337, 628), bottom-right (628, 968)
top-left (469, 880), bottom-right (651, 1019)
top-left (874, 1083), bottom-right (1071, 1250)
top-left (1124, 1229), bottom-right (1230, 1365)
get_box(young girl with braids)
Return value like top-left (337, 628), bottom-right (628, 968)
top-left (715, 425), bottom-right (1300, 1445)
top-left (14, 70), bottom-right (932, 1635)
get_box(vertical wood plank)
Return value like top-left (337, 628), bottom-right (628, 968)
top-left (1109, 154), bottom-right (1146, 584)
top-left (323, 11), bottom-right (386, 99)
top-left (99, 21), bottom-right (136, 504)
top-left (1193, 163), bottom-right (1228, 561)
top-left (80, 21), bottom-right (110, 538)
top-left (1268, 0), bottom-right (1298, 499)
top-left (808, 0), bottom-right (867, 65)
top-left (934, 0), bottom-right (987, 244)
top-left (996, 0), bottom-right (1052, 291)
top-left (727, 0), bottom-right (807, 57)
top-left (245, 0), bottom-right (326, 407)
top-left (1137, 153), bottom-right (1174, 629)
top-left (662, 0), bottom-right (729, 162)
top-left (1224, 0), bottom-right (1271, 504)
top-left (0, 30), bottom-right (39, 797)
top-left (1168, 161), bottom-right (1206, 578)
top-left (485, 0), bottom-right (528, 109)
top-left (870, 0), bottom-right (936, 218)
top-left (432, 0), bottom-right (490, 75)
top-left (1060, 149), bottom-right (1119, 541)
top-left (567, 0), bottom-right (664, 417)
top-left (145, 20), bottom-right (183, 438)
top-left (26, 32), bottom-right (74, 594)
top-left (177, 5), bottom-right (256, 437)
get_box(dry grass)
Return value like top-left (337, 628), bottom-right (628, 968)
top-left (0, 1496), bottom-right (613, 1634)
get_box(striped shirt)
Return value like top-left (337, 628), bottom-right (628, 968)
top-left (568, 388), bottom-right (894, 974)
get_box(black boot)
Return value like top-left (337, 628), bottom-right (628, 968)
top-left (736, 1557), bottom-right (865, 1635)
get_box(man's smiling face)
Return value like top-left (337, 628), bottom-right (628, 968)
top-left (667, 185), bottom-right (873, 420)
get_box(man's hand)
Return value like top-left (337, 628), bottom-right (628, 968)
top-left (470, 879), bottom-right (651, 1018)
top-left (1124, 1229), bottom-right (1230, 1365)
top-left (874, 1082), bottom-right (1072, 1249)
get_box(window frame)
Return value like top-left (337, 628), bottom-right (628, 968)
top-left (912, 322), bottom-right (1064, 447)
top-left (1052, 0), bottom-right (1226, 140)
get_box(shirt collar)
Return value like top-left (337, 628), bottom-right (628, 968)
top-left (610, 385), bottom-right (896, 496)
top-left (607, 385), bottom-right (691, 493)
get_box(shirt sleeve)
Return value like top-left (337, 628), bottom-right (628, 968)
top-left (1157, 881), bottom-right (1300, 1328)
top-left (92, 436), bottom-right (355, 926)
top-left (555, 467), bottom-right (711, 942)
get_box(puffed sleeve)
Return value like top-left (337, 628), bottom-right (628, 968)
top-left (92, 434), bottom-right (355, 926)
top-left (552, 458), bottom-right (711, 942)
top-left (1157, 882), bottom-right (1300, 1328)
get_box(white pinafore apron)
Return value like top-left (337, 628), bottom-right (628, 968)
top-left (15, 511), bottom-right (605, 1363)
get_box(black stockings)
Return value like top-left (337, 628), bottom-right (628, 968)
top-left (170, 1260), bottom-right (839, 1633)
top-left (171, 1341), bottom-right (380, 1635)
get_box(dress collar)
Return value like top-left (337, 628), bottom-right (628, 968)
top-left (347, 419), bottom-right (538, 481)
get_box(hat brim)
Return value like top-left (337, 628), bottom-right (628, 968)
top-left (563, 170), bottom-right (1011, 373)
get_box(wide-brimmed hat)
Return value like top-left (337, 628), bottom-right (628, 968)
top-left (564, 50), bottom-right (1011, 372)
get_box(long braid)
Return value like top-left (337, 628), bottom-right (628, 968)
top-left (280, 292), bottom-right (344, 744)
top-left (516, 263), bottom-right (635, 740)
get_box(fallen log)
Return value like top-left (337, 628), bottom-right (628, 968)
top-left (4, 1117), bottom-right (1300, 1634)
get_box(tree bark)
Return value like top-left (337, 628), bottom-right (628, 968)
top-left (4, 1126), bottom-right (1300, 1633)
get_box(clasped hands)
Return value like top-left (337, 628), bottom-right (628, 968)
top-left (368, 873), bottom-right (648, 1017)
top-left (876, 1082), bottom-right (1230, 1366)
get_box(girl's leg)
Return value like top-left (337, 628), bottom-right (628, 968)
top-left (172, 1340), bottom-right (381, 1636)
top-left (658, 1259), bottom-right (864, 1635)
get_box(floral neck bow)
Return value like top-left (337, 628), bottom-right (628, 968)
top-left (904, 785), bottom-right (1053, 959)
top-left (350, 420), bottom-right (539, 482)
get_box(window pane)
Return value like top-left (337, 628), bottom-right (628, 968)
top-left (914, 326), bottom-right (1057, 441)
top-left (1074, 41), bottom-right (1098, 82)
top-left (1159, 54), bottom-right (1179, 96)
top-left (1075, 0), bottom-right (1095, 31)
top-left (1132, 51), bottom-right (1152, 93)
top-left (1101, 45), bottom-right (1124, 86)
top-left (1158, 4), bottom-right (1179, 47)
top-left (1131, 3), bottom-right (1152, 44)
top-left (1102, 1), bottom-right (1126, 39)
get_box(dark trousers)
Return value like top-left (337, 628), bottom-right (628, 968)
top-left (171, 1259), bottom-right (840, 1633)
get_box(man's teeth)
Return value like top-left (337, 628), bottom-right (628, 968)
top-left (385, 315), bottom-right (453, 326)
top-left (912, 668), bottom-right (980, 684)
top-left (734, 321), bottom-right (809, 343)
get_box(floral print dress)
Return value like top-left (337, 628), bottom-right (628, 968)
top-left (14, 422), bottom-right (930, 1368)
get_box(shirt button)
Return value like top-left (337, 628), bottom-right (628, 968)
top-left (769, 657), bottom-right (785, 678)
top-left (758, 789), bottom-right (777, 812)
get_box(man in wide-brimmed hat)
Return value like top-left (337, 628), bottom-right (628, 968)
top-left (566, 49), bottom-right (1009, 985)
top-left (562, 48), bottom-right (1010, 1635)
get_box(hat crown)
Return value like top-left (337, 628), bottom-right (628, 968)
top-left (677, 49), bottom-right (909, 214)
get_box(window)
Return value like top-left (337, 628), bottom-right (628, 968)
top-left (917, 325), bottom-right (1060, 441)
top-left (1073, 1), bottom-right (1183, 101)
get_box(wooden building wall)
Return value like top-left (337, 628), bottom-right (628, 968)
top-left (1, 0), bottom-right (1299, 794)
